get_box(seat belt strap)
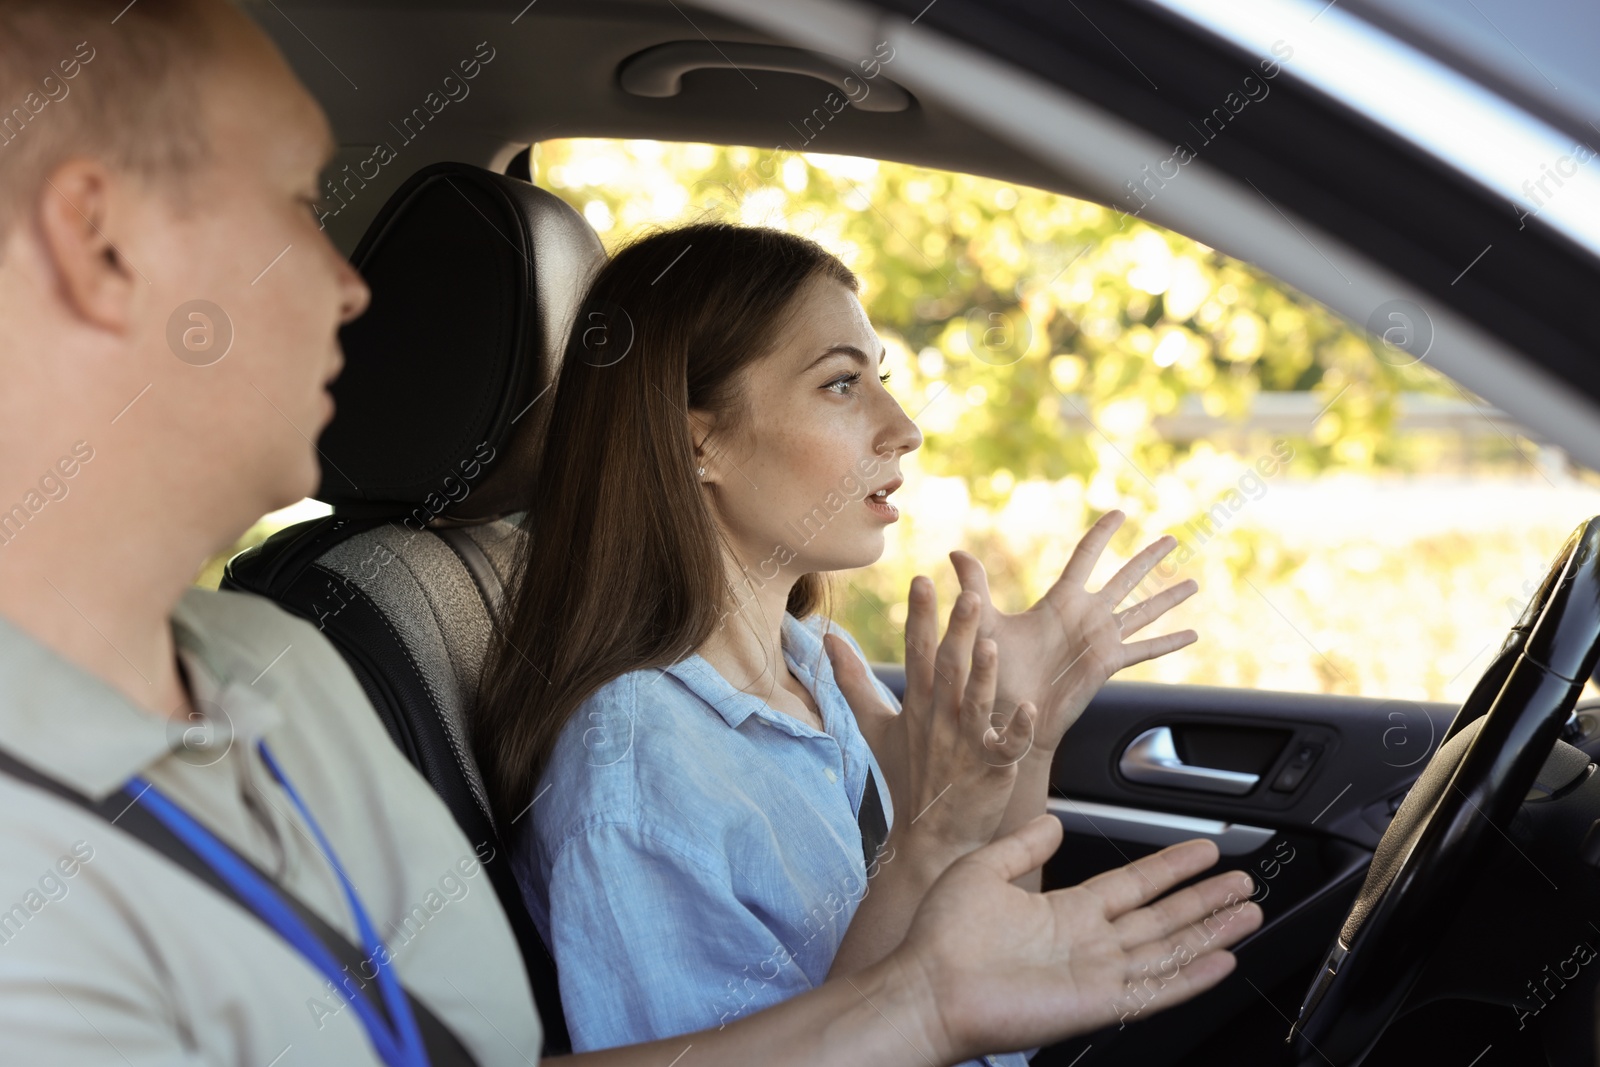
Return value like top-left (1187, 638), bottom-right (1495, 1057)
top-left (0, 746), bottom-right (479, 1067)
top-left (858, 766), bottom-right (889, 871)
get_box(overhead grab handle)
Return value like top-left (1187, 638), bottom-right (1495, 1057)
top-left (618, 41), bottom-right (913, 113)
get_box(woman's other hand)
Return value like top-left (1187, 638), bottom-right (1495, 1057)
top-left (899, 815), bottom-right (1263, 1062)
top-left (826, 578), bottom-right (1033, 866)
top-left (823, 583), bottom-right (1035, 983)
top-left (947, 510), bottom-right (1198, 763)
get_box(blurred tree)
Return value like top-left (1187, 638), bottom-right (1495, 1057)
top-left (192, 138), bottom-right (1574, 701)
top-left (535, 138), bottom-right (1449, 509)
top-left (526, 139), bottom-right (1509, 674)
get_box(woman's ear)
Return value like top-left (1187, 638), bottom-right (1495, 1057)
top-left (688, 407), bottom-right (715, 481)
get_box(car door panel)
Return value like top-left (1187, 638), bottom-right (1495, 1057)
top-left (867, 667), bottom-right (1456, 1064)
top-left (1040, 682), bottom-right (1455, 1065)
top-left (1054, 681), bottom-right (1456, 848)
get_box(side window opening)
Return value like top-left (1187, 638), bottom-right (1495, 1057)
top-left (204, 139), bottom-right (1600, 705)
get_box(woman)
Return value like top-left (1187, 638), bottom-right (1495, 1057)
top-left (473, 223), bottom-right (1198, 1060)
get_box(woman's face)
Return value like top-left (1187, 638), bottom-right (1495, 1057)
top-left (696, 274), bottom-right (922, 580)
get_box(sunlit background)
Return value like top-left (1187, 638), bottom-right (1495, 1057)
top-left (202, 138), bottom-right (1600, 704)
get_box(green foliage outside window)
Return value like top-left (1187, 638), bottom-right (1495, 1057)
top-left (203, 139), bottom-right (1579, 702)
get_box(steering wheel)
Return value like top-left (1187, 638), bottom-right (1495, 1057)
top-left (1288, 517), bottom-right (1600, 1065)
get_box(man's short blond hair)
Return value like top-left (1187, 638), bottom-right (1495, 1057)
top-left (0, 0), bottom-right (216, 238)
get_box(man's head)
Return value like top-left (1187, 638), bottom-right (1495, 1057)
top-left (0, 0), bottom-right (367, 575)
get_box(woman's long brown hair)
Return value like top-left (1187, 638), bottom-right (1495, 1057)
top-left (473, 222), bottom-right (859, 830)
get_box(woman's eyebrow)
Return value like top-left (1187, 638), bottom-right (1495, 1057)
top-left (802, 344), bottom-right (886, 372)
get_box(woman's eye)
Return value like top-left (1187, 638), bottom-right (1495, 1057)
top-left (825, 372), bottom-right (864, 395)
top-left (825, 369), bottom-right (889, 395)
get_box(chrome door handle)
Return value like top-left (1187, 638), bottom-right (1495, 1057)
top-left (1119, 726), bottom-right (1261, 796)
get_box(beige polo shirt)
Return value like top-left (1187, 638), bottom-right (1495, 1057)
top-left (0, 586), bottom-right (542, 1066)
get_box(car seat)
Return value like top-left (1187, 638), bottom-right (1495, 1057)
top-left (223, 159), bottom-right (604, 1056)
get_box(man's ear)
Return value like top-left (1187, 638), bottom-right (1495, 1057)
top-left (36, 159), bottom-right (141, 334)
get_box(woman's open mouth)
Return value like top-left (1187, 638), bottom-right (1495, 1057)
top-left (865, 479), bottom-right (902, 521)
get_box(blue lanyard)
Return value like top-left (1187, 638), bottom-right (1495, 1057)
top-left (130, 740), bottom-right (430, 1067)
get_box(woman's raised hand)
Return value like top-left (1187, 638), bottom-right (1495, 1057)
top-left (946, 510), bottom-right (1199, 763)
top-left (899, 815), bottom-right (1263, 1062)
top-left (825, 575), bottom-right (1035, 865)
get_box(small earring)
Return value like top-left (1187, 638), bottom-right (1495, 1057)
top-left (697, 466), bottom-right (706, 477)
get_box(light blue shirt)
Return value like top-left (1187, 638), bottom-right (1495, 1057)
top-left (511, 612), bottom-right (1031, 1066)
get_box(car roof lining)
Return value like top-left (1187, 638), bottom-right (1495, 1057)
top-left (246, 0), bottom-right (1098, 255)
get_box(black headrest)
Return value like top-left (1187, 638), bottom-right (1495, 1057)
top-left (317, 161), bottom-right (606, 521)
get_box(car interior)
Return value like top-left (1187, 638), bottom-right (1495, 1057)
top-left (227, 1), bottom-right (1600, 1064)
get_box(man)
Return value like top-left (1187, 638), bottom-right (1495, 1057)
top-left (0, 1), bottom-right (1260, 1063)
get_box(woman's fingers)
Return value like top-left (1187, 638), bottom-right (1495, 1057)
top-left (1117, 629), bottom-right (1200, 669)
top-left (1117, 892), bottom-right (1261, 1011)
top-left (1055, 509), bottom-right (1126, 591)
top-left (1104, 946), bottom-right (1241, 1027)
top-left (958, 812), bottom-right (1064, 884)
top-left (960, 639), bottom-right (1030, 770)
top-left (1078, 838), bottom-right (1223, 919)
top-left (948, 550), bottom-right (995, 617)
top-left (982, 699), bottom-right (1036, 767)
top-left (822, 633), bottom-right (894, 732)
top-left (903, 574), bottom-right (939, 715)
top-left (1098, 534), bottom-right (1179, 607)
top-left (1111, 867), bottom-right (1255, 948)
top-left (932, 589), bottom-right (981, 710)
top-left (1120, 893), bottom-right (1262, 974)
top-left (960, 636), bottom-right (999, 736)
top-left (1115, 579), bottom-right (1198, 638)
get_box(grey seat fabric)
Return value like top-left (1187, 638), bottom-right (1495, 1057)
top-left (224, 160), bottom-right (607, 1057)
top-left (312, 517), bottom-right (527, 829)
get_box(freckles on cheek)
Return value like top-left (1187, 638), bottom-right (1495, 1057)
top-left (737, 432), bottom-right (820, 523)
top-left (787, 426), bottom-right (849, 488)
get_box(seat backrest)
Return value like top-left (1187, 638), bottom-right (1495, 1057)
top-left (224, 160), bottom-right (605, 1057)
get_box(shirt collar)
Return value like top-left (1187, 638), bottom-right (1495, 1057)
top-left (0, 591), bottom-right (283, 801)
top-left (663, 614), bottom-right (846, 738)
